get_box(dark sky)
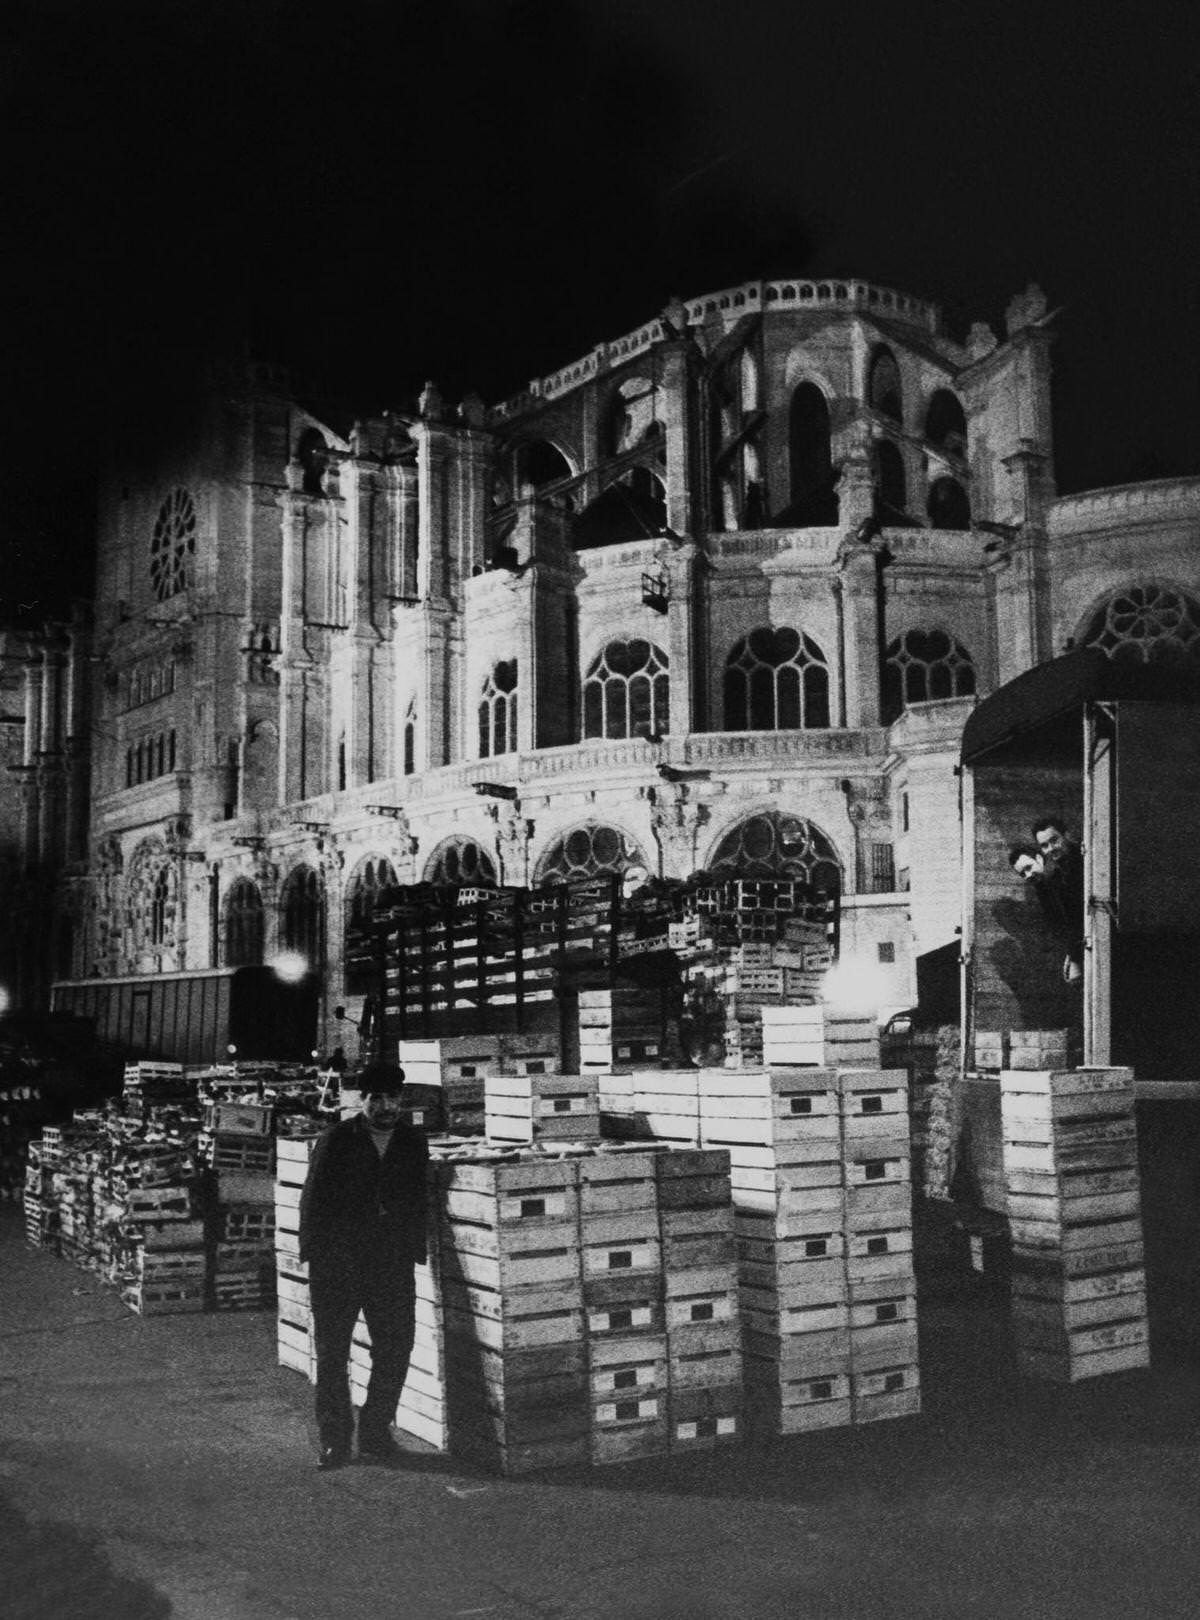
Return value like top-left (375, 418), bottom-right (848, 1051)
top-left (4, 0), bottom-right (1199, 619)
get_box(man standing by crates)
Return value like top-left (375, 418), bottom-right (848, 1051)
top-left (299, 1063), bottom-right (429, 1470)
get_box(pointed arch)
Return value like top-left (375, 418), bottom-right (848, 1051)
top-left (224, 877), bottom-right (265, 967)
top-left (787, 382), bottom-right (838, 525)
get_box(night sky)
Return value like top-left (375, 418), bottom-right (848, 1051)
top-left (4, 0), bottom-right (1199, 620)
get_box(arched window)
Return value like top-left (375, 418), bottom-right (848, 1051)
top-left (281, 865), bottom-right (325, 971)
top-left (224, 878), bottom-right (264, 968)
top-left (150, 868), bottom-right (171, 948)
top-left (297, 428), bottom-right (329, 497)
top-left (583, 640), bottom-right (669, 740)
top-left (924, 390), bottom-right (967, 454)
top-left (149, 488), bottom-right (197, 603)
top-left (344, 857), bottom-right (398, 993)
top-left (787, 383), bottom-right (837, 525)
top-left (1083, 583), bottom-right (1200, 667)
top-left (928, 476), bottom-right (971, 530)
top-left (535, 824), bottom-right (647, 885)
top-left (883, 628), bottom-right (977, 723)
top-left (426, 839), bottom-right (497, 887)
top-left (708, 812), bottom-right (841, 893)
top-left (573, 467), bottom-right (667, 549)
top-left (724, 627), bottom-right (830, 731)
top-left (874, 440), bottom-right (907, 522)
top-left (479, 660), bottom-right (519, 758)
top-left (403, 698), bottom-right (416, 776)
top-left (868, 348), bottom-right (903, 423)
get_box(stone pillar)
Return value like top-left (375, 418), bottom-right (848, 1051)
top-left (659, 331), bottom-right (697, 539)
top-left (22, 653), bottom-right (41, 767)
top-left (838, 541), bottom-right (883, 730)
top-left (661, 539), bottom-right (701, 737)
top-left (510, 496), bottom-right (577, 752)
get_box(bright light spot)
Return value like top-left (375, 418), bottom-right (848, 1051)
top-left (0, 985), bottom-right (10, 1016)
top-left (823, 958), bottom-right (889, 1016)
top-left (270, 951), bottom-right (308, 984)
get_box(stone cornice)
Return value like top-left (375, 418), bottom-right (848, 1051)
top-left (1049, 476), bottom-right (1200, 537)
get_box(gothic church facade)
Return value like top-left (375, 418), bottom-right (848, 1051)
top-left (70, 276), bottom-right (1200, 1053)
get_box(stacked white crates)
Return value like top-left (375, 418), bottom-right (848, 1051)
top-left (274, 1134), bottom-right (316, 1380)
top-left (701, 1065), bottom-right (849, 1432)
top-left (759, 1006), bottom-right (882, 1070)
top-left (1000, 1063), bottom-right (1149, 1382)
top-left (698, 1063), bottom-right (918, 1432)
top-left (839, 1070), bottom-right (920, 1422)
top-left (484, 1071), bottom-right (601, 1146)
top-left (577, 986), bottom-right (666, 1075)
top-left (438, 1152), bottom-right (592, 1473)
top-left (434, 1144), bottom-right (742, 1473)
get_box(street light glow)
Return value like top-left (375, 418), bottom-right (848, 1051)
top-left (270, 951), bottom-right (309, 984)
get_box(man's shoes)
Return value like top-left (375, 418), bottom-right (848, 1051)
top-left (357, 1432), bottom-right (407, 1468)
top-left (317, 1443), bottom-right (352, 1472)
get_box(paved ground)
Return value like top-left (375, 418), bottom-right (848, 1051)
top-left (2, 1207), bottom-right (1199, 1620)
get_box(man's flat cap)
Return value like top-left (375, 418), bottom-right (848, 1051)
top-left (355, 1063), bottom-right (408, 1095)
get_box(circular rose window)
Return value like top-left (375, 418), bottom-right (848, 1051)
top-left (150, 488), bottom-right (197, 602)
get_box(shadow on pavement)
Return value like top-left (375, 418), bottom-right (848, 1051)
top-left (0, 1491), bottom-right (172, 1620)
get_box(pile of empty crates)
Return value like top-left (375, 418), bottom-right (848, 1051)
top-left (23, 1059), bottom-right (329, 1316)
top-left (697, 1049), bottom-right (918, 1432)
top-left (437, 1142), bottom-right (741, 1473)
top-left (590, 1011), bottom-right (919, 1434)
top-left (274, 1133), bottom-right (741, 1475)
top-left (998, 1031), bottom-right (1149, 1382)
top-left (200, 1082), bottom-right (279, 1312)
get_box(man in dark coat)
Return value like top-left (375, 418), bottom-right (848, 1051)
top-left (1033, 816), bottom-right (1086, 983)
top-left (299, 1062), bottom-right (429, 1470)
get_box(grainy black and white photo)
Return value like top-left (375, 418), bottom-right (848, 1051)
top-left (2, 3), bottom-right (1199, 1617)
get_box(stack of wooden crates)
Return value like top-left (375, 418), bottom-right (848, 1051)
top-left (436, 1144), bottom-right (741, 1473)
top-left (1000, 1056), bottom-right (1149, 1381)
top-left (701, 1062), bottom-right (918, 1433)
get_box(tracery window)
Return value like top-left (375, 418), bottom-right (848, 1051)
top-left (708, 812), bottom-right (841, 892)
top-left (583, 640), bottom-right (669, 740)
top-left (280, 865), bottom-right (325, 970)
top-left (1083, 583), bottom-right (1200, 667)
top-left (344, 858), bottom-right (398, 991)
top-left (125, 842), bottom-right (178, 969)
top-left (883, 629), bottom-right (977, 723)
top-left (479, 660), bottom-right (519, 758)
top-left (426, 840), bottom-right (497, 887)
top-left (150, 488), bottom-right (197, 602)
top-left (724, 627), bottom-right (830, 730)
top-left (224, 878), bottom-right (264, 968)
top-left (149, 867), bottom-right (171, 948)
top-left (535, 824), bottom-right (647, 885)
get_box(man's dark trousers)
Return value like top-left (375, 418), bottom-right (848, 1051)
top-left (310, 1248), bottom-right (416, 1451)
